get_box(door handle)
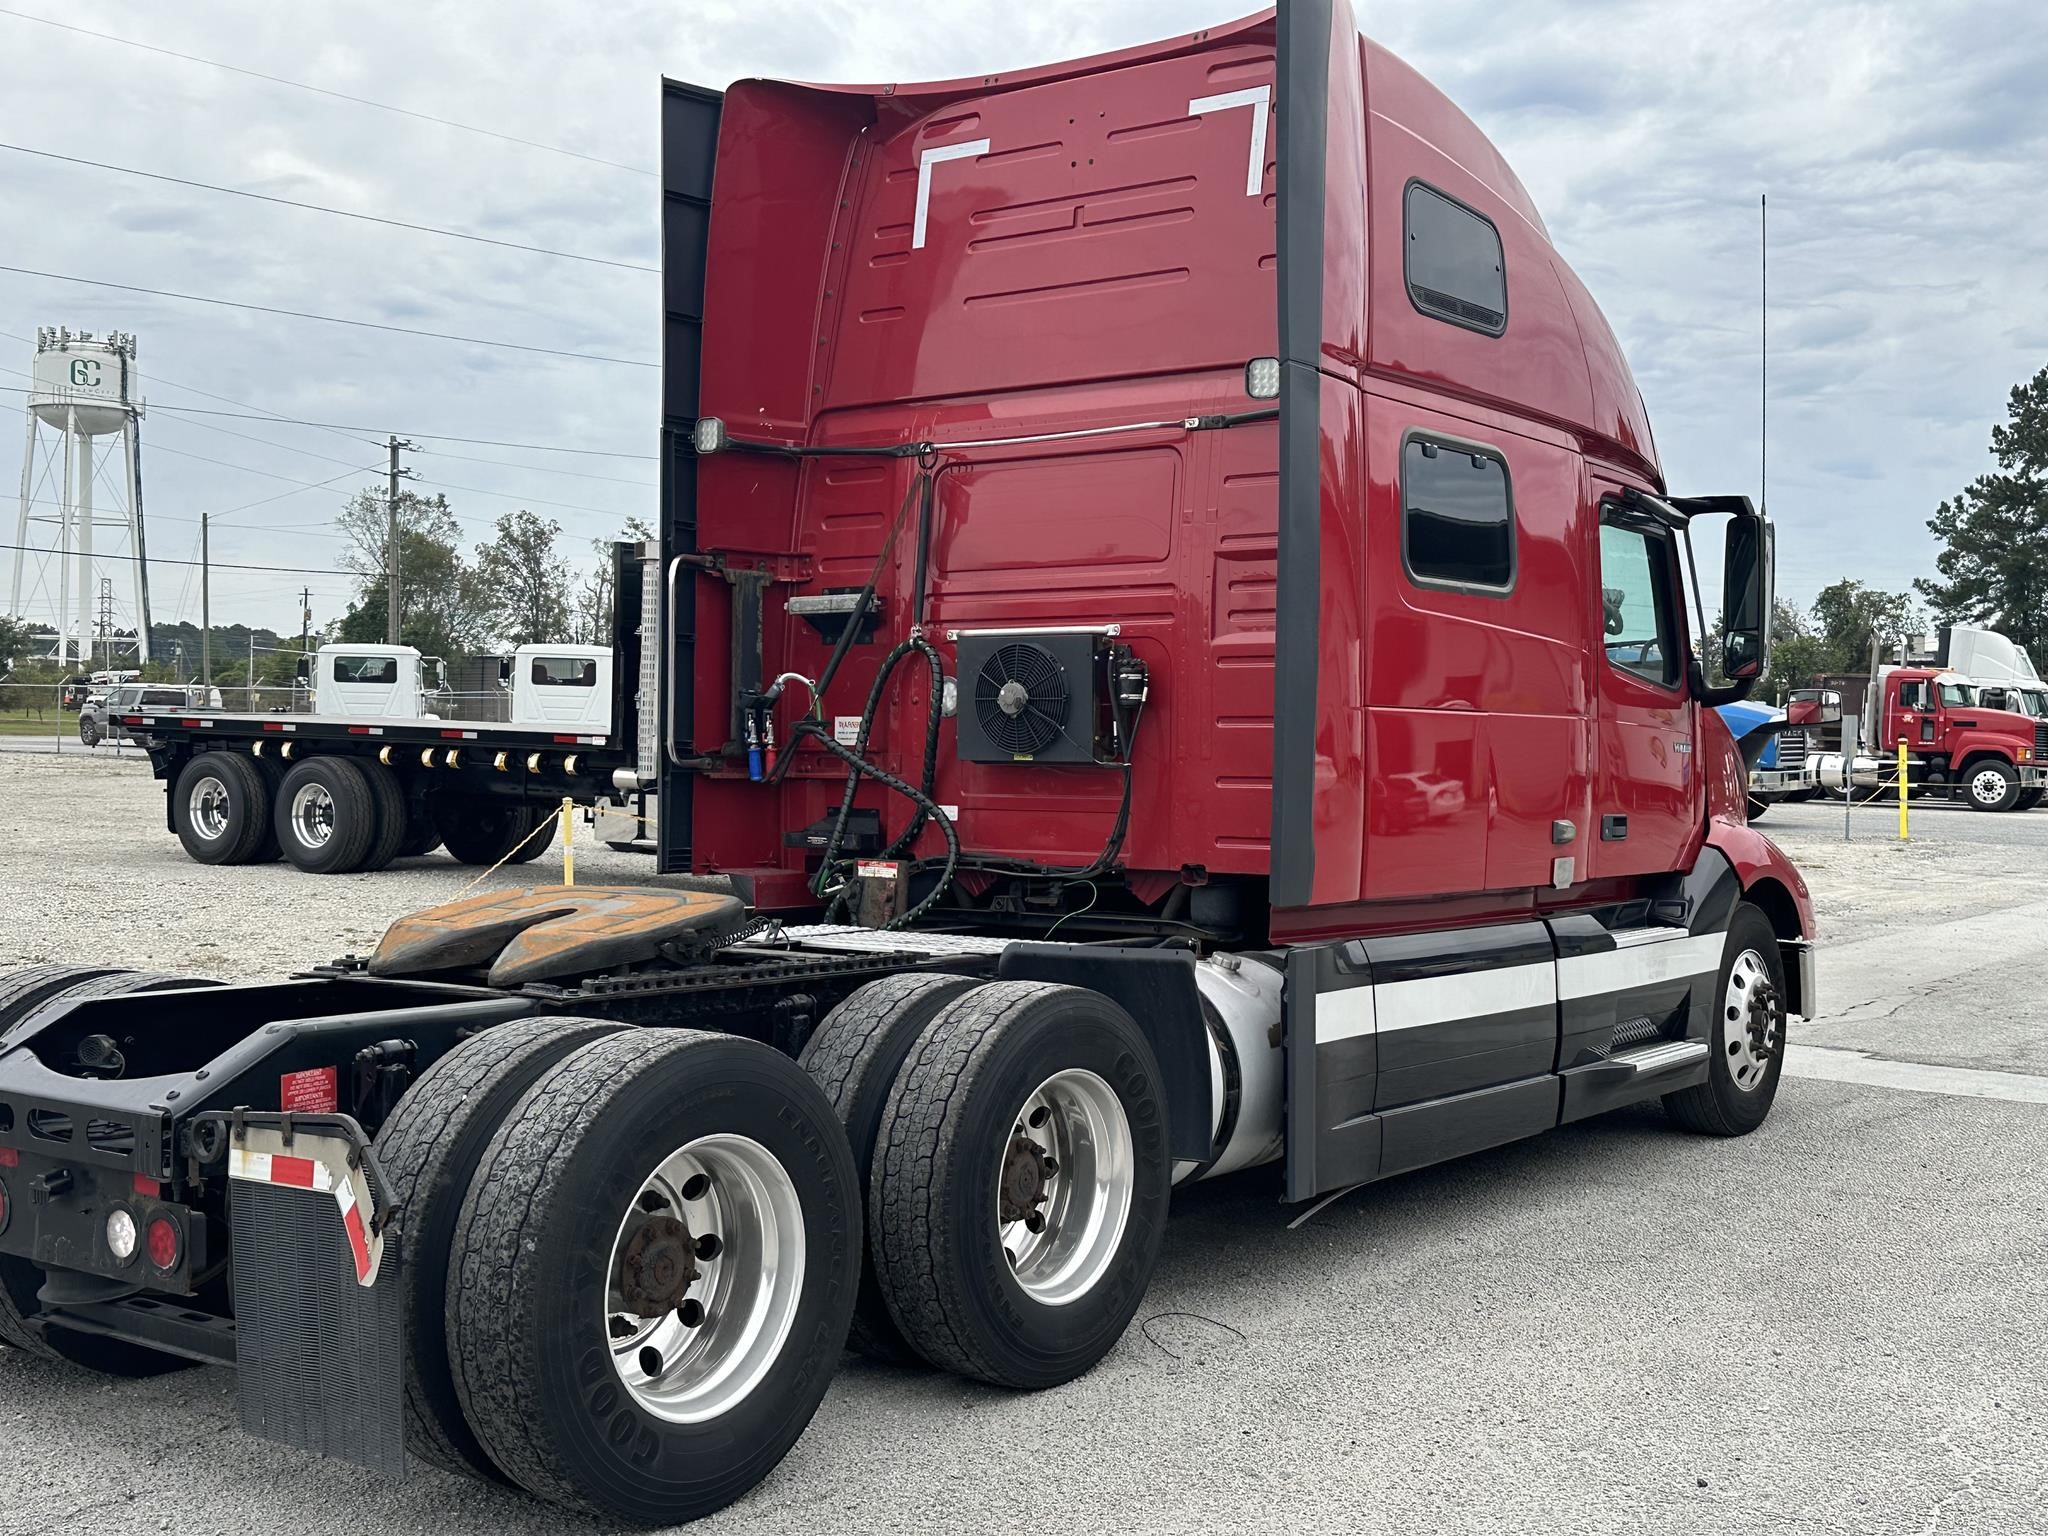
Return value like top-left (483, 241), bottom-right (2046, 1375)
top-left (1601, 815), bottom-right (1628, 841)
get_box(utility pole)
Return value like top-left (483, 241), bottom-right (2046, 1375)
top-left (247, 628), bottom-right (256, 710)
top-left (385, 436), bottom-right (417, 644)
top-left (200, 512), bottom-right (211, 686)
top-left (300, 586), bottom-right (312, 657)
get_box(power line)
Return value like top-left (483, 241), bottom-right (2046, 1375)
top-left (410, 475), bottom-right (640, 521)
top-left (0, 264), bottom-right (659, 368)
top-left (148, 440), bottom-right (382, 494)
top-left (0, 385), bottom-right (656, 459)
top-left (0, 141), bottom-right (658, 274)
top-left (417, 447), bottom-right (654, 487)
top-left (1, 540), bottom-right (351, 576)
top-left (0, 6), bottom-right (655, 178)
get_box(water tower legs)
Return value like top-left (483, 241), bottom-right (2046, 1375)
top-left (9, 411), bottom-right (31, 621)
top-left (74, 411), bottom-right (95, 669)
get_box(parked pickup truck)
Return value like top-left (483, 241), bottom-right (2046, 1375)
top-left (78, 682), bottom-right (207, 747)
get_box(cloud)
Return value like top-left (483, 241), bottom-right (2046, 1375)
top-left (3, 0), bottom-right (2044, 643)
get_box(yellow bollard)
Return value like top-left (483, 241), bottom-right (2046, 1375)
top-left (560, 796), bottom-right (575, 886)
top-left (1897, 740), bottom-right (1909, 841)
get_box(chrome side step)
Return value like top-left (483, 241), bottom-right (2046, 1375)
top-left (1612, 1039), bottom-right (1710, 1076)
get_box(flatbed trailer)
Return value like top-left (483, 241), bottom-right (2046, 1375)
top-left (117, 549), bottom-right (658, 871)
top-left (3, 4), bottom-right (1822, 1527)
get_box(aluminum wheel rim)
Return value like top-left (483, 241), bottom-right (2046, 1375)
top-left (288, 782), bottom-right (334, 848)
top-left (1723, 948), bottom-right (1780, 1092)
top-left (187, 775), bottom-right (231, 841)
top-left (998, 1068), bottom-right (1134, 1307)
top-left (604, 1133), bottom-right (805, 1424)
top-left (1971, 769), bottom-right (2007, 806)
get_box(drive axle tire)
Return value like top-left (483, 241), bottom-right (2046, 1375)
top-left (869, 981), bottom-right (1171, 1390)
top-left (435, 795), bottom-right (529, 867)
top-left (396, 799), bottom-right (441, 858)
top-left (1745, 794), bottom-right (1770, 822)
top-left (446, 1030), bottom-right (860, 1523)
top-left (372, 1016), bottom-right (624, 1482)
top-left (1964, 759), bottom-right (2022, 812)
top-left (274, 757), bottom-right (377, 873)
top-left (504, 806), bottom-right (558, 866)
top-left (797, 972), bottom-right (983, 1360)
top-left (2014, 787), bottom-right (2044, 812)
top-left (173, 752), bottom-right (272, 865)
top-left (1664, 904), bottom-right (1787, 1138)
top-left (356, 760), bottom-right (409, 873)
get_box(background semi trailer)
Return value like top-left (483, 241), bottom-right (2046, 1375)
top-left (0, 4), bottom-right (1817, 1526)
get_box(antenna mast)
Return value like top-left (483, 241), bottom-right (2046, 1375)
top-left (1760, 192), bottom-right (1768, 518)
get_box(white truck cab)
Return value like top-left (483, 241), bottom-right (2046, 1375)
top-left (507, 644), bottom-right (612, 731)
top-left (306, 644), bottom-right (446, 719)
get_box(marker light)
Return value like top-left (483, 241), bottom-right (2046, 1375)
top-left (1244, 356), bottom-right (1281, 400)
top-left (106, 1207), bottom-right (139, 1263)
top-left (693, 417), bottom-right (729, 455)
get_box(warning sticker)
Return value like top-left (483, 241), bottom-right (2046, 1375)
top-left (855, 860), bottom-right (903, 881)
top-left (834, 716), bottom-right (863, 745)
top-left (279, 1065), bottom-right (339, 1115)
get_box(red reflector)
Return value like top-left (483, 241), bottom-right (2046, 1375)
top-left (180, 718), bottom-right (202, 726)
top-left (146, 1215), bottom-right (181, 1270)
top-left (347, 725), bottom-right (371, 735)
top-left (440, 729), bottom-right (465, 739)
top-left (269, 1155), bottom-right (318, 1189)
top-left (133, 1173), bottom-right (163, 1198)
top-left (553, 735), bottom-right (578, 744)
top-left (0, 1147), bottom-right (17, 1168)
top-left (263, 721), bottom-right (285, 731)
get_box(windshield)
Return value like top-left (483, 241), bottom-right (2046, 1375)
top-left (1938, 681), bottom-right (1976, 708)
top-left (2014, 688), bottom-right (2048, 719)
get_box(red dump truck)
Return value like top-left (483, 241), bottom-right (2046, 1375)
top-left (0, 5), bottom-right (1816, 1524)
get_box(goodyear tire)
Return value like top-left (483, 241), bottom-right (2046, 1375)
top-left (869, 981), bottom-right (1170, 1389)
top-left (372, 1016), bottom-right (623, 1481)
top-left (357, 760), bottom-right (409, 873)
top-left (0, 970), bottom-right (219, 1374)
top-left (172, 752), bottom-right (272, 865)
top-left (435, 795), bottom-right (529, 867)
top-left (1664, 904), bottom-right (1787, 1137)
top-left (446, 1030), bottom-right (859, 1523)
top-left (796, 972), bottom-right (983, 1359)
top-left (273, 757), bottom-right (377, 873)
top-left (504, 806), bottom-right (558, 866)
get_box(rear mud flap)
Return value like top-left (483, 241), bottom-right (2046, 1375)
top-left (224, 1120), bottom-right (406, 1477)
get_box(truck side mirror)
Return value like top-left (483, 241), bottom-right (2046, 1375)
top-left (1720, 512), bottom-right (1773, 681)
top-left (294, 656), bottom-right (310, 683)
top-left (1785, 689), bottom-right (1840, 728)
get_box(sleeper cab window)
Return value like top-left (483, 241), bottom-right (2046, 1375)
top-left (1404, 181), bottom-right (1507, 336)
top-left (1401, 436), bottom-right (1515, 594)
top-left (1596, 514), bottom-right (1680, 689)
top-left (533, 656), bottom-right (598, 687)
top-left (336, 655), bottom-right (398, 684)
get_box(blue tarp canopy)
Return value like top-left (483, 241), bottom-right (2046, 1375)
top-left (1714, 700), bottom-right (1788, 770)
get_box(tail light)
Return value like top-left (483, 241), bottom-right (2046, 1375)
top-left (146, 1214), bottom-right (183, 1272)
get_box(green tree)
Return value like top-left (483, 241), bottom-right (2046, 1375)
top-left (0, 612), bottom-right (34, 672)
top-left (475, 510), bottom-right (573, 648)
top-left (1917, 366), bottom-right (2048, 664)
top-left (573, 517), bottom-right (655, 645)
top-left (334, 489), bottom-right (489, 656)
top-left (1809, 579), bottom-right (1925, 675)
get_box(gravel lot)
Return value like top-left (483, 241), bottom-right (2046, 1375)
top-left (2, 757), bottom-right (2045, 1535)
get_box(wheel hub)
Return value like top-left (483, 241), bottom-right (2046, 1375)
top-left (999, 1134), bottom-right (1052, 1227)
top-left (617, 1211), bottom-right (699, 1316)
top-left (1723, 948), bottom-right (1783, 1092)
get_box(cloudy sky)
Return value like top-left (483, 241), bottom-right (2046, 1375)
top-left (3, 0), bottom-right (2045, 650)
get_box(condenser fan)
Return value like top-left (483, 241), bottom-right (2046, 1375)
top-left (972, 642), bottom-right (1072, 758)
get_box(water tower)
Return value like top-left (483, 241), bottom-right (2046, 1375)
top-left (9, 327), bottom-right (152, 665)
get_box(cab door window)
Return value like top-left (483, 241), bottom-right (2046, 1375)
top-left (1596, 516), bottom-right (1679, 689)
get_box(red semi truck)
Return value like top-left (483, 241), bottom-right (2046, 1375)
top-left (1814, 666), bottom-right (2047, 810)
top-left (0, 5), bottom-right (1816, 1524)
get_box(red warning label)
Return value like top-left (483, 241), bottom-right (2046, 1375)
top-left (280, 1065), bottom-right (339, 1114)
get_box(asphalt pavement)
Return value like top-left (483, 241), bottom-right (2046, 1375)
top-left (1, 768), bottom-right (2044, 1534)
